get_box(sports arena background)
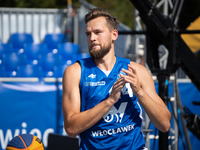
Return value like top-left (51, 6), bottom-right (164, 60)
top-left (0, 0), bottom-right (200, 150)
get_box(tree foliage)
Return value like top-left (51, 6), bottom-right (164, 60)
top-left (0, 0), bottom-right (70, 8)
top-left (0, 0), bottom-right (200, 29)
top-left (85, 0), bottom-right (135, 29)
top-left (0, 0), bottom-right (135, 29)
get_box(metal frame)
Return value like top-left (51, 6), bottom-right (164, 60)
top-left (130, 0), bottom-right (196, 150)
top-left (0, 7), bottom-right (67, 43)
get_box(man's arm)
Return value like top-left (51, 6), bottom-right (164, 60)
top-left (62, 62), bottom-right (125, 138)
top-left (121, 62), bottom-right (171, 132)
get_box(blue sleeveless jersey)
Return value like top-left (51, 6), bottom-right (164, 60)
top-left (78, 56), bottom-right (147, 150)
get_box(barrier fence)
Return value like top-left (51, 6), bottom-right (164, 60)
top-left (0, 7), bottom-right (67, 44)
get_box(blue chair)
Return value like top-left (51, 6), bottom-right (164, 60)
top-left (73, 43), bottom-right (81, 53)
top-left (23, 43), bottom-right (48, 64)
top-left (1, 52), bottom-right (27, 77)
top-left (57, 42), bottom-right (80, 60)
top-left (9, 33), bottom-right (34, 52)
top-left (53, 64), bottom-right (69, 78)
top-left (0, 43), bottom-right (13, 58)
top-left (62, 59), bottom-right (73, 66)
top-left (0, 65), bottom-right (6, 77)
top-left (43, 33), bottom-right (66, 52)
top-left (38, 53), bottom-right (63, 77)
top-left (17, 64), bottom-right (43, 78)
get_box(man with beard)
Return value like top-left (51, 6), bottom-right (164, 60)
top-left (62, 8), bottom-right (171, 150)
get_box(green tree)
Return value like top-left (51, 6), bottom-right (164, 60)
top-left (0, 0), bottom-right (72, 8)
top-left (0, 0), bottom-right (135, 29)
top-left (2, 0), bottom-right (200, 30)
top-left (85, 0), bottom-right (135, 29)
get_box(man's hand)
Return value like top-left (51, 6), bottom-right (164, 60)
top-left (109, 77), bottom-right (126, 103)
top-left (121, 64), bottom-right (143, 97)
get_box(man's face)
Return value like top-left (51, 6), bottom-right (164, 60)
top-left (85, 17), bottom-right (113, 59)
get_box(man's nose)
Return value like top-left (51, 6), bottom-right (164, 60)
top-left (90, 33), bottom-right (96, 41)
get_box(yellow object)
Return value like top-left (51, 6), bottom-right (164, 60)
top-left (67, 0), bottom-right (72, 5)
top-left (181, 16), bottom-right (200, 53)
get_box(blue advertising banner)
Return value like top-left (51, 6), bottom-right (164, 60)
top-left (0, 81), bottom-right (65, 150)
top-left (0, 80), bottom-right (199, 150)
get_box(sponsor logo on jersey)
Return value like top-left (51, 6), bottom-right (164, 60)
top-left (85, 81), bottom-right (105, 86)
top-left (88, 74), bottom-right (96, 79)
top-left (91, 124), bottom-right (135, 137)
top-left (103, 102), bottom-right (128, 123)
top-left (102, 83), bottom-right (133, 123)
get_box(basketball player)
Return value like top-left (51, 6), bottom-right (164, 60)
top-left (62, 8), bottom-right (171, 150)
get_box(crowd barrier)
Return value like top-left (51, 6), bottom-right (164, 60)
top-left (0, 79), bottom-right (199, 150)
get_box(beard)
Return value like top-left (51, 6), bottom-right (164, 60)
top-left (89, 42), bottom-right (111, 59)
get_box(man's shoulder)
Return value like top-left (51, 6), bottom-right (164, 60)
top-left (130, 61), bottom-right (144, 68)
top-left (130, 61), bottom-right (149, 74)
top-left (64, 57), bottom-right (93, 76)
top-left (62, 62), bottom-right (81, 86)
top-left (64, 62), bottom-right (81, 76)
top-left (130, 61), bottom-right (153, 81)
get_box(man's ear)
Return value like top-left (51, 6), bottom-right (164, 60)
top-left (112, 29), bottom-right (118, 41)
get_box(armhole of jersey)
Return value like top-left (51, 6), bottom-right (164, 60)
top-left (77, 60), bottom-right (84, 112)
top-left (77, 60), bottom-right (83, 90)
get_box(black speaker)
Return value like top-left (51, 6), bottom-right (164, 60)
top-left (47, 133), bottom-right (79, 150)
